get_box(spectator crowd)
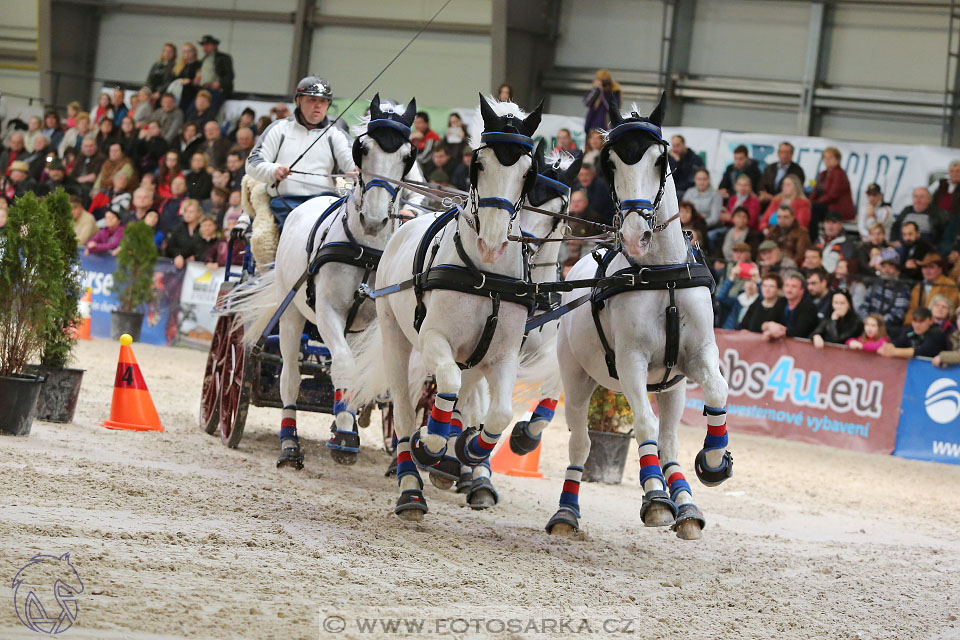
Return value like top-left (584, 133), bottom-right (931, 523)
top-left (1, 62), bottom-right (959, 366)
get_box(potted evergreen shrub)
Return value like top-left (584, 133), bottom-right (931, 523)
top-left (111, 221), bottom-right (157, 342)
top-left (28, 189), bottom-right (86, 423)
top-left (0, 192), bottom-right (65, 435)
top-left (582, 386), bottom-right (635, 484)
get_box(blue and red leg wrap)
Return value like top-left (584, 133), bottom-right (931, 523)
top-left (530, 398), bottom-right (558, 423)
top-left (663, 463), bottom-right (692, 502)
top-left (702, 405), bottom-right (728, 451)
top-left (558, 465), bottom-right (583, 518)
top-left (280, 405), bottom-right (297, 441)
top-left (395, 437), bottom-right (422, 489)
top-left (333, 389), bottom-right (354, 419)
top-left (466, 428), bottom-right (500, 462)
top-left (426, 393), bottom-right (457, 440)
top-left (638, 441), bottom-right (666, 490)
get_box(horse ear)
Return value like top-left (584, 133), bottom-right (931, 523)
top-left (369, 93), bottom-right (382, 120)
top-left (479, 93), bottom-right (498, 130)
top-left (534, 139), bottom-right (546, 166)
top-left (401, 98), bottom-right (416, 127)
top-left (648, 90), bottom-right (666, 127)
top-left (562, 154), bottom-right (584, 187)
top-left (60, 552), bottom-right (71, 561)
top-left (520, 101), bottom-right (543, 137)
top-left (608, 101), bottom-right (624, 127)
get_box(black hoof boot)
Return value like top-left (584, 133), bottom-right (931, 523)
top-left (410, 430), bottom-right (445, 467)
top-left (509, 420), bottom-right (542, 455)
top-left (467, 476), bottom-right (499, 510)
top-left (277, 438), bottom-right (304, 469)
top-left (672, 503), bottom-right (706, 532)
top-left (428, 456), bottom-right (460, 491)
top-left (454, 427), bottom-right (487, 466)
top-left (455, 469), bottom-right (473, 494)
top-left (694, 449), bottom-right (733, 487)
top-left (640, 489), bottom-right (678, 527)
top-left (384, 455), bottom-right (398, 477)
top-left (395, 490), bottom-right (428, 521)
top-left (327, 422), bottom-right (360, 465)
top-left (545, 506), bottom-right (580, 535)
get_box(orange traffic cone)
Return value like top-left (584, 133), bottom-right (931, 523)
top-left (102, 334), bottom-right (163, 432)
top-left (491, 403), bottom-right (543, 478)
top-left (72, 288), bottom-right (92, 340)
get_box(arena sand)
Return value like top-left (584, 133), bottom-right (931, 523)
top-left (1, 338), bottom-right (959, 640)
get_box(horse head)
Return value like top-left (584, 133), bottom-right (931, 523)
top-left (353, 93), bottom-right (417, 235)
top-left (470, 94), bottom-right (543, 264)
top-left (600, 91), bottom-right (680, 260)
top-left (520, 141), bottom-right (582, 243)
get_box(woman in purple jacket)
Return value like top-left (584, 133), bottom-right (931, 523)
top-left (582, 69), bottom-right (622, 134)
top-left (85, 210), bottom-right (125, 256)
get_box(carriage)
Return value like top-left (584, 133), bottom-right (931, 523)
top-left (198, 235), bottom-right (369, 448)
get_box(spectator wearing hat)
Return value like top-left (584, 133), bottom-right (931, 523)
top-left (151, 93), bottom-right (184, 145)
top-left (43, 157), bottom-right (79, 196)
top-left (857, 182), bottom-right (894, 241)
top-left (809, 147), bottom-right (856, 240)
top-left (765, 204), bottom-right (809, 266)
top-left (197, 35), bottom-right (235, 114)
top-left (890, 187), bottom-right (948, 246)
top-left (718, 145), bottom-right (762, 199)
top-left (858, 247), bottom-right (912, 330)
top-left (879, 307), bottom-right (948, 359)
top-left (932, 160), bottom-right (960, 217)
top-left (70, 194), bottom-right (97, 246)
top-left (903, 253), bottom-right (960, 327)
top-left (668, 135), bottom-right (704, 195)
top-left (897, 220), bottom-right (936, 281)
top-left (1, 160), bottom-right (41, 199)
top-left (815, 211), bottom-right (856, 274)
top-left (757, 239), bottom-right (797, 277)
top-left (761, 270), bottom-right (819, 340)
top-left (856, 222), bottom-right (890, 274)
top-left (758, 141), bottom-right (805, 201)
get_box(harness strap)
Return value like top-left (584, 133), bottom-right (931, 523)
top-left (459, 294), bottom-right (500, 370)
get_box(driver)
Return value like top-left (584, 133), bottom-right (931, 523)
top-left (244, 75), bottom-right (355, 228)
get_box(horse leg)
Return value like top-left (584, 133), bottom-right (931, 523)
top-left (431, 376), bottom-right (484, 492)
top-left (276, 307), bottom-right (307, 469)
top-left (657, 385), bottom-right (705, 540)
top-left (315, 303), bottom-right (360, 465)
top-left (454, 356), bottom-right (517, 473)
top-left (686, 347), bottom-right (733, 487)
top-left (546, 338), bottom-right (596, 536)
top-left (465, 374), bottom-right (502, 509)
top-left (416, 328), bottom-right (461, 468)
top-left (381, 309), bottom-right (425, 521)
top-left (618, 354), bottom-right (677, 527)
top-left (509, 389), bottom-right (560, 456)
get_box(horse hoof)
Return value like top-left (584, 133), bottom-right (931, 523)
top-left (468, 488), bottom-right (497, 509)
top-left (675, 519), bottom-right (702, 540)
top-left (329, 449), bottom-right (358, 465)
top-left (429, 473), bottom-right (455, 490)
top-left (549, 522), bottom-right (578, 537)
top-left (508, 421), bottom-right (541, 455)
top-left (396, 509), bottom-right (423, 522)
top-left (642, 502), bottom-right (676, 527)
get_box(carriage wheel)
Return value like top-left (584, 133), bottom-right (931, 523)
top-left (199, 315), bottom-right (231, 434)
top-left (218, 320), bottom-right (255, 448)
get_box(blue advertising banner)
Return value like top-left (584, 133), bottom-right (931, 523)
top-left (79, 253), bottom-right (184, 346)
top-left (893, 360), bottom-right (960, 466)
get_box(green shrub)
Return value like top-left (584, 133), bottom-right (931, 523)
top-left (587, 387), bottom-right (634, 433)
top-left (113, 221), bottom-right (158, 313)
top-left (0, 193), bottom-right (66, 377)
top-left (39, 189), bottom-right (83, 368)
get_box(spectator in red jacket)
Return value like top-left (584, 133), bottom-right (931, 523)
top-left (723, 175), bottom-right (761, 231)
top-left (411, 111), bottom-right (441, 168)
top-left (809, 146), bottom-right (855, 240)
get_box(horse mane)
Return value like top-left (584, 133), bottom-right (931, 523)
top-left (544, 149), bottom-right (576, 172)
top-left (469, 96), bottom-right (529, 150)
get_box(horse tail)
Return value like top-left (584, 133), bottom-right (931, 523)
top-left (220, 268), bottom-right (279, 346)
top-left (343, 322), bottom-right (389, 408)
top-left (516, 329), bottom-right (562, 400)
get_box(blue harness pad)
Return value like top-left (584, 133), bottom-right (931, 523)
top-left (269, 192), bottom-right (339, 230)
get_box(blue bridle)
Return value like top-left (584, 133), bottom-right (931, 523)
top-left (469, 130), bottom-right (537, 225)
top-left (367, 117), bottom-right (411, 137)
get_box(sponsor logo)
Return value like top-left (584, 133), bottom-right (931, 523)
top-left (925, 378), bottom-right (960, 425)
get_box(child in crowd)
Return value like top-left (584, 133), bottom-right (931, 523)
top-left (846, 314), bottom-right (890, 353)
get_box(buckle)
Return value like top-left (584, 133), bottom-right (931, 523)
top-left (637, 267), bottom-right (650, 285)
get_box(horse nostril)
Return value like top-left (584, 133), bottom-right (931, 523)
top-left (642, 231), bottom-right (652, 242)
top-left (359, 213), bottom-right (366, 225)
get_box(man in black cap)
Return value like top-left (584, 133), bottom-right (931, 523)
top-left (43, 157), bottom-right (79, 196)
top-left (879, 307), bottom-right (948, 359)
top-left (198, 35), bottom-right (234, 114)
top-left (815, 211), bottom-right (855, 273)
top-left (857, 182), bottom-right (893, 240)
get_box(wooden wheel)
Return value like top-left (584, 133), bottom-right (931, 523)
top-left (199, 315), bottom-right (231, 434)
top-left (218, 320), bottom-right (255, 448)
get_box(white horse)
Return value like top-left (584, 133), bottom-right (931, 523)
top-left (506, 147), bottom-right (583, 456)
top-left (349, 95), bottom-right (543, 520)
top-left (238, 95), bottom-right (421, 469)
top-left (545, 93), bottom-right (732, 540)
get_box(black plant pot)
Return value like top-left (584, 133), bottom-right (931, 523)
top-left (582, 429), bottom-right (633, 484)
top-left (111, 310), bottom-right (143, 342)
top-left (0, 373), bottom-right (45, 436)
top-left (26, 365), bottom-right (85, 423)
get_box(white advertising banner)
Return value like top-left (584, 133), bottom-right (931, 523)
top-left (713, 132), bottom-right (960, 212)
top-left (179, 262), bottom-right (226, 340)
